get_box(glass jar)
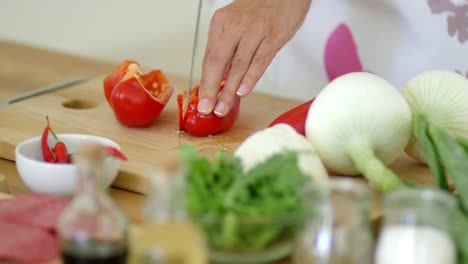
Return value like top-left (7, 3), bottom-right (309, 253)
top-left (57, 143), bottom-right (129, 264)
top-left (130, 165), bottom-right (208, 264)
top-left (292, 177), bottom-right (374, 264)
top-left (375, 187), bottom-right (457, 264)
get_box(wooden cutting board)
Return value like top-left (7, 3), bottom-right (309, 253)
top-left (0, 74), bottom-right (301, 194)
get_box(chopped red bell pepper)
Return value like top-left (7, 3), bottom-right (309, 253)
top-left (268, 98), bottom-right (315, 136)
top-left (177, 83), bottom-right (240, 137)
top-left (104, 61), bottom-right (174, 127)
top-left (177, 93), bottom-right (185, 131)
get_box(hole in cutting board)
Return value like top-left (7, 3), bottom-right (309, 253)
top-left (62, 99), bottom-right (97, 109)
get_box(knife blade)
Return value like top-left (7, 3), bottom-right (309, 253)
top-left (187, 0), bottom-right (203, 109)
top-left (0, 77), bottom-right (89, 107)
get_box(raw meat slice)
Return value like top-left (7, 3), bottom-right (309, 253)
top-left (0, 193), bottom-right (69, 231)
top-left (0, 220), bottom-right (59, 263)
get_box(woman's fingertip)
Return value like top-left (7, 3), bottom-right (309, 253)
top-left (236, 84), bottom-right (249, 97)
top-left (214, 101), bottom-right (227, 117)
top-left (197, 98), bottom-right (213, 114)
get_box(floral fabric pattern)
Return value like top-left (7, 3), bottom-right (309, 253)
top-left (427, 0), bottom-right (468, 44)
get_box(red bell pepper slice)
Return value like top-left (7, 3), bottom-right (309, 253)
top-left (268, 98), bottom-right (315, 136)
top-left (104, 61), bottom-right (174, 127)
top-left (102, 146), bottom-right (128, 161)
top-left (178, 83), bottom-right (240, 137)
top-left (177, 93), bottom-right (185, 131)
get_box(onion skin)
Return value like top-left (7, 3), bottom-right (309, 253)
top-left (402, 71), bottom-right (468, 163)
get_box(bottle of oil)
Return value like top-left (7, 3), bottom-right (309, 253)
top-left (57, 143), bottom-right (129, 264)
top-left (129, 164), bottom-right (207, 264)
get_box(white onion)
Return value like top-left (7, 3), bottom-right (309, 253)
top-left (402, 70), bottom-right (468, 163)
top-left (305, 72), bottom-right (412, 191)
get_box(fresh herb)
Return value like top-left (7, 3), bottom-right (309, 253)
top-left (180, 144), bottom-right (311, 252)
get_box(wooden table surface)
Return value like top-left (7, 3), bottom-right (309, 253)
top-left (0, 38), bottom-right (436, 263)
top-left (0, 40), bottom-right (115, 101)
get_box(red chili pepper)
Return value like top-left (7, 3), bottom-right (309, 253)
top-left (41, 124), bottom-right (55, 162)
top-left (54, 142), bottom-right (68, 163)
top-left (268, 98), bottom-right (315, 136)
top-left (102, 146), bottom-right (128, 161)
top-left (177, 83), bottom-right (240, 137)
top-left (47, 119), bottom-right (69, 164)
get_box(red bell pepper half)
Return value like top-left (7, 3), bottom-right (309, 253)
top-left (104, 60), bottom-right (140, 104)
top-left (268, 98), bottom-right (314, 136)
top-left (103, 61), bottom-right (174, 127)
top-left (178, 83), bottom-right (240, 137)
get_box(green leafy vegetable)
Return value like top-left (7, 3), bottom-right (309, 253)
top-left (180, 144), bottom-right (311, 252)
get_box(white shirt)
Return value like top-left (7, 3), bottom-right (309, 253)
top-left (211, 0), bottom-right (468, 101)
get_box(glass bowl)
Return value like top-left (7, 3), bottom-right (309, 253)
top-left (190, 211), bottom-right (307, 264)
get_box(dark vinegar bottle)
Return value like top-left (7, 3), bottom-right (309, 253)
top-left (57, 143), bottom-right (129, 264)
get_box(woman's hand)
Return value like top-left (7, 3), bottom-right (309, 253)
top-left (197, 0), bottom-right (312, 117)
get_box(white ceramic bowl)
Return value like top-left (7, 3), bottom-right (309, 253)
top-left (15, 134), bottom-right (122, 196)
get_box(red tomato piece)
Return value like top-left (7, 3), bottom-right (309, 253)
top-left (178, 84), bottom-right (240, 137)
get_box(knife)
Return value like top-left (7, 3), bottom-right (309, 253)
top-left (187, 0), bottom-right (203, 109)
top-left (0, 77), bottom-right (89, 107)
